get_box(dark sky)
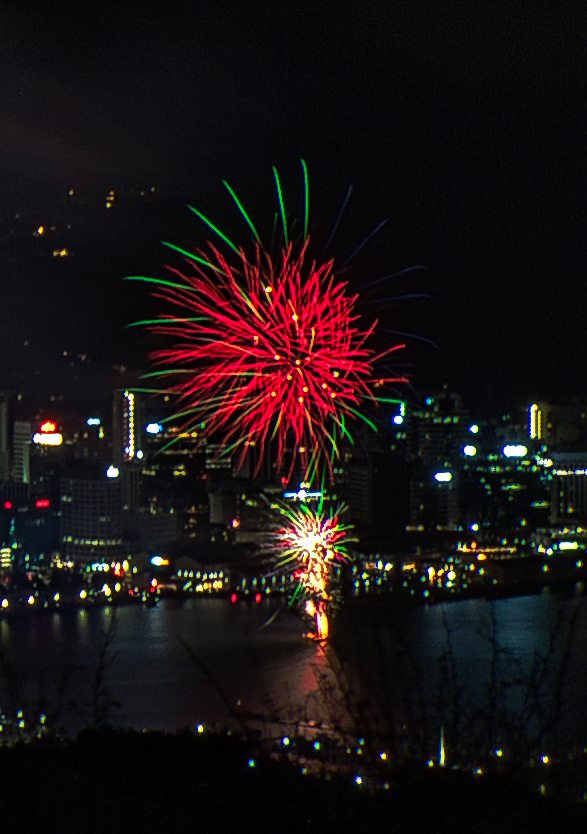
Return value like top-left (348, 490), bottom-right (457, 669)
top-left (1, 2), bottom-right (586, 413)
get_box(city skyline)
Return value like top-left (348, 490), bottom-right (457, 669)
top-left (3, 7), bottom-right (587, 818)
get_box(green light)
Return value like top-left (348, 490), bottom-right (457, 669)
top-left (161, 241), bottom-right (224, 272)
top-left (126, 316), bottom-right (206, 328)
top-left (223, 180), bottom-right (261, 244)
top-left (272, 166), bottom-right (288, 244)
top-left (125, 275), bottom-right (192, 291)
top-left (187, 205), bottom-right (240, 256)
top-left (300, 158), bottom-right (309, 238)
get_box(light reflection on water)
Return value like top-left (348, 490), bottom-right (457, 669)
top-left (0, 599), bottom-right (327, 733)
top-left (0, 590), bottom-right (585, 750)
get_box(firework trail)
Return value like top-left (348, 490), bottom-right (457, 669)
top-left (128, 162), bottom-right (407, 482)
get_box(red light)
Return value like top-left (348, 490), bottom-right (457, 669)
top-left (254, 592), bottom-right (262, 604)
top-left (35, 498), bottom-right (51, 509)
top-left (230, 592), bottom-right (238, 605)
top-left (39, 420), bottom-right (57, 433)
top-left (3, 501), bottom-right (12, 510)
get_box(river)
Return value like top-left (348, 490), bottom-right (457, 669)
top-left (1, 588), bottom-right (586, 758)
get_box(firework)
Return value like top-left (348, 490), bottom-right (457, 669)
top-left (128, 162), bottom-right (407, 481)
top-left (272, 497), bottom-right (355, 640)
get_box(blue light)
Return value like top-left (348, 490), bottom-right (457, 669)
top-left (87, 417), bottom-right (101, 426)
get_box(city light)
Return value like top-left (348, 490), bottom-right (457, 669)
top-left (123, 390), bottom-right (136, 461)
top-left (434, 471), bottom-right (453, 483)
top-left (33, 431), bottom-right (63, 446)
top-left (146, 422), bottom-right (163, 434)
top-left (528, 403), bottom-right (542, 440)
top-left (106, 465), bottom-right (120, 478)
top-left (503, 444), bottom-right (528, 458)
top-left (469, 424), bottom-right (479, 434)
top-left (33, 420), bottom-right (63, 446)
top-left (87, 417), bottom-right (101, 426)
top-left (283, 489), bottom-right (322, 500)
top-left (463, 445), bottom-right (477, 456)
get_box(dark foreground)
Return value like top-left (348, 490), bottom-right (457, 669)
top-left (2, 728), bottom-right (587, 833)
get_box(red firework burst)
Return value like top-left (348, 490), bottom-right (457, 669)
top-left (130, 164), bottom-right (407, 480)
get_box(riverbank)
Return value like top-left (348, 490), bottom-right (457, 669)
top-left (2, 727), bottom-right (586, 833)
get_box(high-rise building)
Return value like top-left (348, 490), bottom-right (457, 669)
top-left (111, 389), bottom-right (145, 513)
top-left (60, 469), bottom-right (124, 563)
top-left (346, 449), bottom-right (409, 542)
top-left (12, 420), bottom-right (32, 483)
top-left (550, 453), bottom-right (587, 525)
top-left (528, 400), bottom-right (587, 451)
top-left (409, 389), bottom-right (469, 468)
top-left (408, 468), bottom-right (460, 532)
top-left (0, 397), bottom-right (9, 482)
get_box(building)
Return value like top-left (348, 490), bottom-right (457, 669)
top-left (528, 400), bottom-right (587, 450)
top-left (60, 468), bottom-right (124, 563)
top-left (0, 396), bottom-right (10, 482)
top-left (408, 389), bottom-right (469, 469)
top-left (550, 453), bottom-right (587, 525)
top-left (12, 420), bottom-right (32, 483)
top-left (346, 448), bottom-right (409, 542)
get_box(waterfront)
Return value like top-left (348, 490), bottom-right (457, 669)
top-left (1, 589), bottom-right (587, 755)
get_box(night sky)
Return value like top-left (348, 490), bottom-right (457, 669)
top-left (1, 2), bottom-right (585, 414)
